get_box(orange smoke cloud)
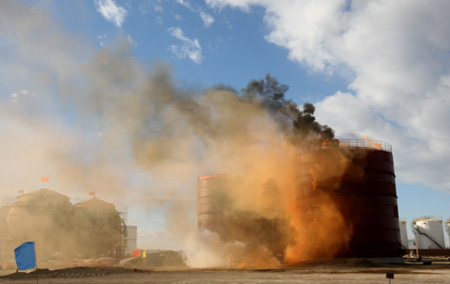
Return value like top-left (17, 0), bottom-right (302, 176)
top-left (194, 136), bottom-right (358, 266)
top-left (0, 0), bottom-right (364, 268)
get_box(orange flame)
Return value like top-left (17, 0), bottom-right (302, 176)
top-left (363, 136), bottom-right (382, 150)
top-left (308, 168), bottom-right (318, 191)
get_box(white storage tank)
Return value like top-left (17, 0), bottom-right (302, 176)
top-left (399, 218), bottom-right (409, 249)
top-left (126, 225), bottom-right (137, 255)
top-left (445, 218), bottom-right (450, 248)
top-left (412, 216), bottom-right (445, 249)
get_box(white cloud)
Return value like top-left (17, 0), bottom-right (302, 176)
top-left (207, 0), bottom-right (450, 191)
top-left (137, 1), bottom-right (159, 15)
top-left (176, 0), bottom-right (193, 10)
top-left (97, 34), bottom-right (108, 48)
top-left (126, 34), bottom-right (137, 47)
top-left (94, 0), bottom-right (128, 27)
top-left (155, 16), bottom-right (163, 25)
top-left (200, 11), bottom-right (215, 27)
top-left (177, 0), bottom-right (215, 28)
top-left (168, 27), bottom-right (203, 64)
top-left (9, 89), bottom-right (35, 104)
top-left (174, 14), bottom-right (182, 21)
top-left (154, 4), bottom-right (164, 13)
top-left (206, 0), bottom-right (254, 12)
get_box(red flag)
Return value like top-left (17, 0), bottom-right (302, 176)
top-left (131, 249), bottom-right (142, 257)
top-left (89, 192), bottom-right (96, 196)
top-left (18, 189), bottom-right (24, 194)
top-left (40, 177), bottom-right (49, 182)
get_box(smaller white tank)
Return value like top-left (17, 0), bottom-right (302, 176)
top-left (399, 218), bottom-right (408, 249)
top-left (125, 225), bottom-right (137, 254)
top-left (412, 216), bottom-right (445, 249)
top-left (445, 218), bottom-right (450, 248)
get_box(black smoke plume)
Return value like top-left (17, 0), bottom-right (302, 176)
top-left (240, 74), bottom-right (335, 144)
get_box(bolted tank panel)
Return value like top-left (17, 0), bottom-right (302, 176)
top-left (399, 218), bottom-right (409, 249)
top-left (296, 143), bottom-right (402, 258)
top-left (412, 217), bottom-right (445, 249)
top-left (197, 173), bottom-right (233, 232)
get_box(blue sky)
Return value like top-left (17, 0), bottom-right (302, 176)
top-left (1, 0), bottom-right (450, 249)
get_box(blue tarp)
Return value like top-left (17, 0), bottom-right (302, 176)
top-left (14, 242), bottom-right (36, 270)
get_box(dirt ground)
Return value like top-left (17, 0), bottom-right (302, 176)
top-left (1, 258), bottom-right (449, 284)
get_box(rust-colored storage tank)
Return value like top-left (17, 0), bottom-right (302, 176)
top-left (197, 173), bottom-right (234, 232)
top-left (197, 140), bottom-right (401, 259)
top-left (197, 173), bottom-right (290, 258)
top-left (296, 140), bottom-right (402, 258)
top-left (73, 198), bottom-right (122, 257)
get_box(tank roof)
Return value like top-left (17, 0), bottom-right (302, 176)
top-left (413, 216), bottom-right (443, 223)
top-left (197, 172), bottom-right (238, 181)
top-left (74, 197), bottom-right (117, 210)
top-left (14, 188), bottom-right (71, 206)
top-left (297, 139), bottom-right (392, 154)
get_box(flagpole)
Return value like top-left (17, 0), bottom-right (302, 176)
top-left (34, 242), bottom-right (38, 284)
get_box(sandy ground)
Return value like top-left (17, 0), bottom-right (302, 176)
top-left (1, 259), bottom-right (450, 284)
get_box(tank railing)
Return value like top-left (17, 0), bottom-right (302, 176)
top-left (411, 224), bottom-right (445, 249)
top-left (197, 172), bottom-right (240, 181)
top-left (412, 216), bottom-right (443, 223)
top-left (338, 139), bottom-right (392, 152)
top-left (297, 139), bottom-right (392, 154)
top-left (1, 197), bottom-right (16, 206)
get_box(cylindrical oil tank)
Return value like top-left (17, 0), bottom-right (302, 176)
top-left (412, 216), bottom-right (445, 249)
top-left (197, 173), bottom-right (290, 259)
top-left (73, 198), bottom-right (122, 257)
top-left (446, 219), bottom-right (450, 247)
top-left (6, 189), bottom-right (74, 258)
top-left (399, 218), bottom-right (409, 250)
top-left (296, 140), bottom-right (402, 258)
top-left (0, 204), bottom-right (12, 261)
top-left (197, 173), bottom-right (234, 232)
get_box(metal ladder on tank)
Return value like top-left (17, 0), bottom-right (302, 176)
top-left (411, 223), bottom-right (444, 250)
top-left (445, 220), bottom-right (450, 248)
